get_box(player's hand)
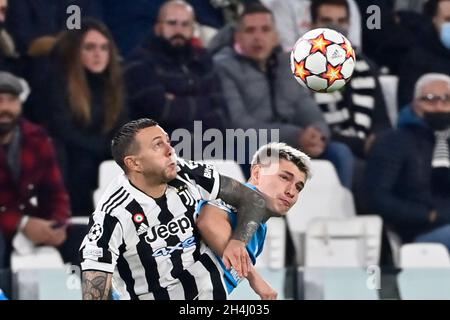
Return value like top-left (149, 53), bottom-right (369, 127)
top-left (248, 272), bottom-right (278, 300)
top-left (222, 239), bottom-right (251, 278)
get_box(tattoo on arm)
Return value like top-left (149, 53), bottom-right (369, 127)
top-left (218, 175), bottom-right (280, 244)
top-left (82, 271), bottom-right (112, 300)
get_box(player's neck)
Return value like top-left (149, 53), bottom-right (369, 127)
top-left (129, 174), bottom-right (167, 199)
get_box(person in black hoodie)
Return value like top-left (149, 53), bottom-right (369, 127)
top-left (397, 0), bottom-right (450, 109)
top-left (366, 73), bottom-right (450, 249)
top-left (125, 0), bottom-right (229, 137)
top-left (47, 19), bottom-right (128, 216)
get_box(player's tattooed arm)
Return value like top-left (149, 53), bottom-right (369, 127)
top-left (82, 271), bottom-right (112, 300)
top-left (217, 175), bottom-right (280, 244)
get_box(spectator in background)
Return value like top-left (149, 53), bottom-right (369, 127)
top-left (397, 0), bottom-right (450, 108)
top-left (0, 71), bottom-right (71, 265)
top-left (213, 3), bottom-right (354, 188)
top-left (0, 0), bottom-right (21, 74)
top-left (46, 19), bottom-right (127, 217)
top-left (125, 1), bottom-right (229, 137)
top-left (268, 0), bottom-right (362, 51)
top-left (356, 0), bottom-right (416, 75)
top-left (309, 0), bottom-right (390, 160)
top-left (366, 73), bottom-right (450, 250)
top-left (308, 0), bottom-right (391, 211)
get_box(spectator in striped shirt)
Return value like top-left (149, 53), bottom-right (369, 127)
top-left (0, 71), bottom-right (71, 266)
top-left (309, 0), bottom-right (391, 161)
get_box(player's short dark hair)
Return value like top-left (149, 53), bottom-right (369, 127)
top-left (237, 2), bottom-right (275, 30)
top-left (424, 0), bottom-right (449, 18)
top-left (111, 118), bottom-right (158, 172)
top-left (310, 0), bottom-right (350, 24)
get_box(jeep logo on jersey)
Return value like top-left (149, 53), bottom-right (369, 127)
top-left (145, 216), bottom-right (191, 243)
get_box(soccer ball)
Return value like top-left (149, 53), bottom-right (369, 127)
top-left (290, 28), bottom-right (356, 93)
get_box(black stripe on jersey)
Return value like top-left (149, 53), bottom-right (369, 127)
top-left (104, 189), bottom-right (128, 214)
top-left (177, 160), bottom-right (215, 195)
top-left (79, 215), bottom-right (96, 256)
top-left (199, 253), bottom-right (227, 300)
top-left (96, 215), bottom-right (120, 264)
top-left (106, 193), bottom-right (130, 215)
top-left (116, 242), bottom-right (138, 300)
top-left (168, 178), bottom-right (203, 262)
top-left (101, 187), bottom-right (124, 212)
top-left (155, 195), bottom-right (199, 300)
top-left (125, 199), bottom-right (170, 300)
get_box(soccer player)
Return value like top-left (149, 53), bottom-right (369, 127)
top-left (196, 143), bottom-right (310, 299)
top-left (79, 118), bottom-right (280, 300)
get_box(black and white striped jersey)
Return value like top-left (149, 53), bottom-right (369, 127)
top-left (79, 159), bottom-right (227, 300)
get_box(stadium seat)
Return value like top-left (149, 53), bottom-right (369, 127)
top-left (397, 269), bottom-right (450, 300)
top-left (304, 215), bottom-right (383, 267)
top-left (399, 243), bottom-right (450, 268)
top-left (255, 217), bottom-right (286, 269)
top-left (378, 75), bottom-right (399, 126)
top-left (93, 160), bottom-right (124, 206)
top-left (286, 160), bottom-right (356, 263)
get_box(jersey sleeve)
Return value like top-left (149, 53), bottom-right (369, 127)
top-left (79, 211), bottom-right (123, 273)
top-left (177, 159), bottom-right (221, 201)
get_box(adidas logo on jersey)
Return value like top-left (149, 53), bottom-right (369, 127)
top-left (137, 223), bottom-right (149, 236)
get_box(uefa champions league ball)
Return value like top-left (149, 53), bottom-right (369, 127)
top-left (290, 28), bottom-right (356, 93)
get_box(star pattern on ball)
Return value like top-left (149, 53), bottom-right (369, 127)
top-left (322, 63), bottom-right (344, 86)
top-left (293, 60), bottom-right (311, 81)
top-left (342, 38), bottom-right (355, 59)
top-left (309, 33), bottom-right (333, 55)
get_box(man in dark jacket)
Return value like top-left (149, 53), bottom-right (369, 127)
top-left (213, 3), bottom-right (354, 188)
top-left (397, 0), bottom-right (450, 108)
top-left (125, 0), bottom-right (229, 137)
top-left (366, 73), bottom-right (450, 248)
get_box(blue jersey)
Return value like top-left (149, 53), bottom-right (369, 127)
top-left (196, 183), bottom-right (267, 293)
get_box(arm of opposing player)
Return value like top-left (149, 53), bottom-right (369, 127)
top-left (196, 203), bottom-right (251, 277)
top-left (217, 175), bottom-right (280, 244)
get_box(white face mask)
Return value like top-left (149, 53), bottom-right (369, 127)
top-left (440, 22), bottom-right (450, 50)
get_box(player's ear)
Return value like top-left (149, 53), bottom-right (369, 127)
top-left (124, 155), bottom-right (140, 173)
top-left (251, 165), bottom-right (261, 184)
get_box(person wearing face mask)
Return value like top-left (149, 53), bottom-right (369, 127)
top-left (125, 0), bottom-right (229, 137)
top-left (398, 0), bottom-right (450, 109)
top-left (366, 73), bottom-right (450, 251)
